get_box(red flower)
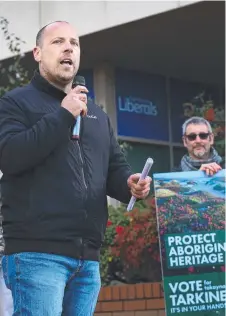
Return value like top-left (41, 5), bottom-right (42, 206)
top-left (220, 266), bottom-right (225, 272)
top-left (107, 220), bottom-right (113, 227)
top-left (188, 266), bottom-right (195, 273)
top-left (205, 108), bottom-right (215, 121)
top-left (116, 226), bottom-right (124, 234)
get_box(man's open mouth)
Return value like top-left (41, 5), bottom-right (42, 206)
top-left (60, 59), bottom-right (73, 66)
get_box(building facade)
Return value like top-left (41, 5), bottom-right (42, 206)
top-left (0, 0), bottom-right (225, 177)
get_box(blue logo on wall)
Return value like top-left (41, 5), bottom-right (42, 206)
top-left (118, 96), bottom-right (158, 116)
top-left (115, 69), bottom-right (169, 141)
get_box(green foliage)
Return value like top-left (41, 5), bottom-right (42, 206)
top-left (118, 140), bottom-right (132, 157)
top-left (0, 17), bottom-right (29, 96)
top-left (100, 198), bottom-right (161, 285)
top-left (100, 204), bottom-right (129, 285)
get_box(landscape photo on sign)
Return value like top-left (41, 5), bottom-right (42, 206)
top-left (153, 170), bottom-right (226, 316)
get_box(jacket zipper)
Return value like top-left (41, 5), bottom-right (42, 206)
top-left (77, 141), bottom-right (87, 190)
top-left (77, 141), bottom-right (88, 258)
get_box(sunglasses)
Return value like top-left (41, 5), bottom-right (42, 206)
top-left (185, 132), bottom-right (210, 141)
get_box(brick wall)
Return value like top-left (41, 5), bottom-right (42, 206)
top-left (95, 282), bottom-right (165, 316)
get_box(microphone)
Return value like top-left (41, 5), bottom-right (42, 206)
top-left (71, 75), bottom-right (86, 140)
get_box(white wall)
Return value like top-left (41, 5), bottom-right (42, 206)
top-left (0, 0), bottom-right (201, 60)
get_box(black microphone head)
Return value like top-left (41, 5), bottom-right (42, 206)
top-left (73, 75), bottom-right (86, 87)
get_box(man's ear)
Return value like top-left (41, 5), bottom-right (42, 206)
top-left (182, 136), bottom-right (187, 148)
top-left (33, 47), bottom-right (41, 63)
top-left (209, 132), bottom-right (214, 146)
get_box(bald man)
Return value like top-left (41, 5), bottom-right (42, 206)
top-left (0, 21), bottom-right (151, 315)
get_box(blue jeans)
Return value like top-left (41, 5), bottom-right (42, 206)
top-left (0, 266), bottom-right (13, 316)
top-left (2, 252), bottom-right (101, 316)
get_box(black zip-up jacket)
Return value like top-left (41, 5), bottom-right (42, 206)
top-left (0, 71), bottom-right (132, 261)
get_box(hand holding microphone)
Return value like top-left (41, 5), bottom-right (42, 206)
top-left (61, 89), bottom-right (87, 118)
top-left (72, 78), bottom-right (88, 108)
top-left (61, 76), bottom-right (88, 139)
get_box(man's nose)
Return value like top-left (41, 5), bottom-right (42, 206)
top-left (195, 135), bottom-right (202, 142)
top-left (63, 42), bottom-right (73, 52)
top-left (194, 136), bottom-right (203, 144)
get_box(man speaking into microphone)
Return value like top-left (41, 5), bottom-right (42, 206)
top-left (0, 21), bottom-right (151, 316)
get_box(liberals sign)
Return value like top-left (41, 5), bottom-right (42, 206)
top-left (118, 96), bottom-right (158, 116)
top-left (115, 69), bottom-right (169, 141)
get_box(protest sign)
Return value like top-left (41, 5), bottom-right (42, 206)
top-left (153, 170), bottom-right (226, 316)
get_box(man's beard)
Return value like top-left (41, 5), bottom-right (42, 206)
top-left (41, 65), bottom-right (75, 86)
top-left (57, 70), bottom-right (75, 83)
top-left (193, 147), bottom-right (209, 159)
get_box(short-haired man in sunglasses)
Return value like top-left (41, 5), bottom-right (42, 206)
top-left (176, 116), bottom-right (224, 174)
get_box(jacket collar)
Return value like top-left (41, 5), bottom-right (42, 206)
top-left (31, 70), bottom-right (67, 100)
